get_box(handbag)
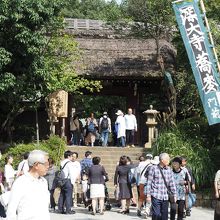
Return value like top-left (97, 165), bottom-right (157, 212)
top-left (188, 192), bottom-right (196, 209)
top-left (114, 186), bottom-right (120, 201)
top-left (158, 165), bottom-right (175, 203)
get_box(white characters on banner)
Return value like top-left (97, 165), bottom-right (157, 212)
top-left (189, 34), bottom-right (205, 51)
top-left (180, 6), bottom-right (218, 92)
top-left (180, 6), bottom-right (198, 25)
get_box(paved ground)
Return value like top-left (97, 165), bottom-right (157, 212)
top-left (50, 206), bottom-right (214, 220)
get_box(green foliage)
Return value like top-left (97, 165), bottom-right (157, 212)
top-left (44, 34), bottom-right (102, 94)
top-left (0, 0), bottom-right (101, 142)
top-left (1, 135), bottom-right (66, 168)
top-left (40, 135), bottom-right (66, 166)
top-left (63, 0), bottom-right (124, 22)
top-left (73, 95), bottom-right (126, 118)
top-left (125, 0), bottom-right (175, 40)
top-left (153, 127), bottom-right (215, 188)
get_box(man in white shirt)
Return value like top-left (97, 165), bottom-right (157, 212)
top-left (16, 152), bottom-right (30, 177)
top-left (124, 108), bottom-right (137, 148)
top-left (71, 152), bottom-right (81, 208)
top-left (7, 150), bottom-right (50, 220)
top-left (58, 150), bottom-right (78, 215)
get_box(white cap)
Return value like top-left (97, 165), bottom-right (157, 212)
top-left (116, 110), bottom-right (123, 115)
top-left (151, 156), bottom-right (160, 165)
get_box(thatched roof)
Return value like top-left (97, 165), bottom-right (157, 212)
top-left (74, 38), bottom-right (175, 80)
top-left (65, 19), bottom-right (176, 80)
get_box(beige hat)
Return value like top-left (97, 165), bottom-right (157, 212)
top-left (151, 156), bottom-right (160, 165)
top-left (116, 110), bottom-right (123, 115)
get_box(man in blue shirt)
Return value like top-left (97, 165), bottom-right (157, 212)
top-left (80, 151), bottom-right (93, 177)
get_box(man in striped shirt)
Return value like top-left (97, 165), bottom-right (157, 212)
top-left (146, 153), bottom-right (177, 220)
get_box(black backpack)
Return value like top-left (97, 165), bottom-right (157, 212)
top-left (54, 161), bottom-right (70, 188)
top-left (101, 118), bottom-right (109, 130)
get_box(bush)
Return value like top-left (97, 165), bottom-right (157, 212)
top-left (1, 135), bottom-right (66, 168)
top-left (41, 135), bottom-right (66, 166)
top-left (153, 130), bottom-right (215, 188)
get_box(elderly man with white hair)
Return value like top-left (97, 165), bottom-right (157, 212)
top-left (146, 153), bottom-right (177, 220)
top-left (7, 150), bottom-right (50, 220)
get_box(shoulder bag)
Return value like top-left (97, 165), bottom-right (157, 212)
top-left (158, 165), bottom-right (175, 203)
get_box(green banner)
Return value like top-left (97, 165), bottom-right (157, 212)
top-left (173, 0), bottom-right (220, 125)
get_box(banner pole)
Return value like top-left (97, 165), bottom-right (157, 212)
top-left (200, 0), bottom-right (220, 73)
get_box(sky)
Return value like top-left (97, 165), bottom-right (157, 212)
top-left (106, 0), bottom-right (122, 4)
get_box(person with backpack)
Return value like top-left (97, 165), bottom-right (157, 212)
top-left (99, 112), bottom-right (111, 147)
top-left (85, 113), bottom-right (98, 147)
top-left (57, 151), bottom-right (78, 215)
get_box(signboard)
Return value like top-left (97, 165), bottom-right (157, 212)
top-left (48, 90), bottom-right (68, 118)
top-left (173, 0), bottom-right (220, 125)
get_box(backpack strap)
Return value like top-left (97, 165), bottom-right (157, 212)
top-left (21, 161), bottom-right (26, 172)
top-left (60, 161), bottom-right (70, 170)
top-left (158, 165), bottom-right (171, 194)
top-left (141, 163), bottom-right (151, 177)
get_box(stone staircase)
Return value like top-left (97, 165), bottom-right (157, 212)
top-left (67, 146), bottom-right (149, 198)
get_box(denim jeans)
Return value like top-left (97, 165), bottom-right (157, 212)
top-left (117, 136), bottom-right (125, 147)
top-left (71, 130), bottom-right (80, 145)
top-left (151, 196), bottom-right (169, 220)
top-left (58, 179), bottom-right (73, 213)
top-left (101, 129), bottom-right (109, 146)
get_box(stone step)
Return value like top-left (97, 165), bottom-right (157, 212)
top-left (66, 146), bottom-right (150, 199)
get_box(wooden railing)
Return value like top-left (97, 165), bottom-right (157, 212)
top-left (65, 18), bottom-right (105, 30)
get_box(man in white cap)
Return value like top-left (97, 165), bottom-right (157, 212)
top-left (124, 108), bottom-right (137, 148)
top-left (115, 110), bottom-right (126, 147)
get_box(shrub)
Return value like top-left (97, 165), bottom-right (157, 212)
top-left (1, 135), bottom-right (66, 168)
top-left (153, 130), bottom-right (215, 188)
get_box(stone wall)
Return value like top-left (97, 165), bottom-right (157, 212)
top-left (195, 192), bottom-right (216, 208)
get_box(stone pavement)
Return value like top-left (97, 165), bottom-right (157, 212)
top-left (50, 206), bottom-right (214, 220)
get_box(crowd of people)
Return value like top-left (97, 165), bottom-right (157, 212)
top-left (69, 108), bottom-right (137, 147)
top-left (1, 147), bottom-right (215, 220)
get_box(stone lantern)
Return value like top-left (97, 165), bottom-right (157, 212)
top-left (143, 105), bottom-right (159, 148)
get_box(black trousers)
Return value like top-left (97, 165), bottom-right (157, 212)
top-left (58, 180), bottom-right (73, 213)
top-left (50, 189), bottom-right (56, 209)
top-left (126, 129), bottom-right (135, 145)
top-left (170, 200), bottom-right (185, 220)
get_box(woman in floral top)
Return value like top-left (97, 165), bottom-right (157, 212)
top-left (171, 157), bottom-right (189, 220)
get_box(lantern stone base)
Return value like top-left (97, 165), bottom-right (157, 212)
top-left (145, 142), bottom-right (152, 148)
